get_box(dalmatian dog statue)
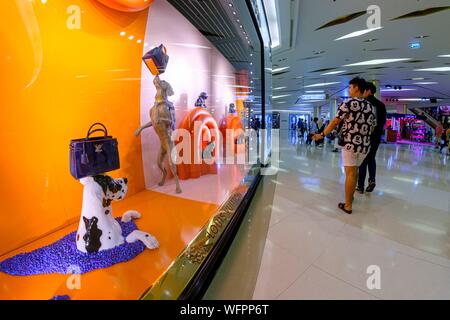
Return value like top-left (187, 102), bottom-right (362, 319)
top-left (76, 175), bottom-right (159, 253)
top-left (135, 76), bottom-right (182, 194)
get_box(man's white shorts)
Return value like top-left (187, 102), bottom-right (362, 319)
top-left (342, 149), bottom-right (367, 167)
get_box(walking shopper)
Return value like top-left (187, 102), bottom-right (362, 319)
top-left (313, 78), bottom-right (376, 214)
top-left (356, 82), bottom-right (387, 194)
top-left (435, 122), bottom-right (443, 149)
top-left (306, 117), bottom-right (319, 145)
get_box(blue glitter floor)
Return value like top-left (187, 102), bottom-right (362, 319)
top-left (0, 219), bottom-right (145, 276)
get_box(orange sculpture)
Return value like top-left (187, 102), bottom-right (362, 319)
top-left (219, 114), bottom-right (244, 157)
top-left (176, 108), bottom-right (220, 180)
top-left (96, 0), bottom-right (154, 12)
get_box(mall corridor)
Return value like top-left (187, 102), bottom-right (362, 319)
top-left (253, 133), bottom-right (450, 300)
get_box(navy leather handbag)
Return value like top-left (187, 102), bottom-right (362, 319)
top-left (143, 44), bottom-right (169, 76)
top-left (70, 123), bottom-right (120, 180)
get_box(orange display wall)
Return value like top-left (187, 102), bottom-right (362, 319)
top-left (0, 0), bottom-right (248, 300)
top-left (0, 0), bottom-right (149, 257)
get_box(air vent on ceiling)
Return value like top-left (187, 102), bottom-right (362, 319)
top-left (403, 60), bottom-right (429, 63)
top-left (391, 6), bottom-right (450, 20)
top-left (273, 71), bottom-right (290, 76)
top-left (339, 72), bottom-right (361, 76)
top-left (369, 48), bottom-right (398, 52)
top-left (298, 56), bottom-right (321, 61)
top-left (309, 67), bottom-right (338, 73)
top-left (316, 11), bottom-right (366, 30)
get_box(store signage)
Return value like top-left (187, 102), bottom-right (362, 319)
top-left (409, 42), bottom-right (421, 49)
top-left (300, 94), bottom-right (327, 101)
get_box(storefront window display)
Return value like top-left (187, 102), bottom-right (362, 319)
top-left (0, 0), bottom-right (270, 300)
top-left (386, 114), bottom-right (433, 144)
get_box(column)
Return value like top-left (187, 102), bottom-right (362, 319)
top-left (329, 99), bottom-right (337, 119)
top-left (371, 79), bottom-right (381, 101)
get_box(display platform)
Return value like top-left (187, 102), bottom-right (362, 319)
top-left (0, 189), bottom-right (218, 300)
top-left (153, 164), bottom-right (251, 205)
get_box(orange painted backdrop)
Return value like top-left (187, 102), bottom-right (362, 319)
top-left (0, 0), bottom-right (150, 256)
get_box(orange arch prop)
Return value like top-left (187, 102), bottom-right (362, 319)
top-left (176, 108), bottom-right (220, 180)
top-left (96, 0), bottom-right (154, 12)
top-left (219, 114), bottom-right (244, 157)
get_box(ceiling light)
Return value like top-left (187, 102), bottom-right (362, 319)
top-left (414, 67), bottom-right (450, 72)
top-left (273, 94), bottom-right (291, 99)
top-left (344, 58), bottom-right (411, 67)
top-left (321, 70), bottom-right (347, 76)
top-left (305, 90), bottom-right (324, 93)
top-left (411, 77), bottom-right (425, 80)
top-left (414, 82), bottom-right (438, 85)
top-left (438, 54), bottom-right (450, 58)
top-left (273, 87), bottom-right (287, 90)
top-left (381, 88), bottom-right (416, 92)
top-left (335, 27), bottom-right (383, 41)
top-left (398, 98), bottom-right (425, 102)
top-left (304, 82), bottom-right (340, 88)
top-left (263, 0), bottom-right (281, 48)
top-left (272, 67), bottom-right (290, 73)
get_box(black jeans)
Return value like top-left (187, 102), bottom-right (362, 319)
top-left (358, 138), bottom-right (381, 188)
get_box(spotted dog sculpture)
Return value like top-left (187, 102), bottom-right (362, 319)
top-left (76, 175), bottom-right (159, 253)
top-left (135, 76), bottom-right (182, 194)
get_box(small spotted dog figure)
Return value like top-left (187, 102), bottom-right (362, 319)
top-left (76, 175), bottom-right (159, 253)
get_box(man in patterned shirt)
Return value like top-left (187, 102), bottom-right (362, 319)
top-left (313, 77), bottom-right (376, 214)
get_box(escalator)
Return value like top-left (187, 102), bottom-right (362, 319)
top-left (409, 107), bottom-right (440, 131)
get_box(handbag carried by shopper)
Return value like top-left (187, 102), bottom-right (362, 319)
top-left (70, 123), bottom-right (120, 180)
top-left (337, 122), bottom-right (346, 146)
top-left (143, 44), bottom-right (169, 76)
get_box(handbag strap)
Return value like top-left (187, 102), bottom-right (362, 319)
top-left (87, 123), bottom-right (108, 139)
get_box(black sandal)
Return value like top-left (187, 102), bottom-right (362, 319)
top-left (338, 203), bottom-right (352, 214)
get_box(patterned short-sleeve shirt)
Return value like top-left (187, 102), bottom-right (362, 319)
top-left (336, 98), bottom-right (377, 154)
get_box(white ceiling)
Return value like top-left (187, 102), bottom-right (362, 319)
top-left (271, 0), bottom-right (450, 112)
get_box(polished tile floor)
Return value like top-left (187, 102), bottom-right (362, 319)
top-left (253, 131), bottom-right (450, 300)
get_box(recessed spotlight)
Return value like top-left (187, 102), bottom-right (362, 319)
top-left (364, 38), bottom-right (378, 43)
top-left (414, 35), bottom-right (429, 39)
top-left (438, 54), bottom-right (450, 58)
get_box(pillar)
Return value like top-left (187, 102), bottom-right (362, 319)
top-left (329, 99), bottom-right (337, 119)
top-left (371, 79), bottom-right (381, 101)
